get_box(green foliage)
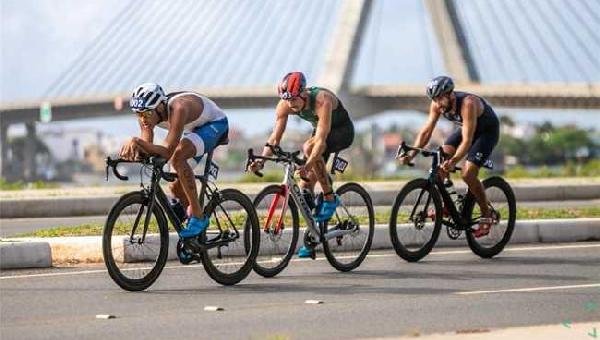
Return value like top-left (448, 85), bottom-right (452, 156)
top-left (16, 206), bottom-right (600, 237)
top-left (0, 179), bottom-right (59, 191)
top-left (238, 170), bottom-right (282, 183)
top-left (500, 121), bottom-right (597, 166)
top-left (580, 159), bottom-right (600, 177)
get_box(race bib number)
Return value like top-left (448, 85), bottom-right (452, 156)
top-left (208, 161), bottom-right (219, 180)
top-left (333, 156), bottom-right (349, 173)
top-left (482, 159), bottom-right (494, 169)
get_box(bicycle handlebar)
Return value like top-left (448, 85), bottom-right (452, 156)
top-left (106, 156), bottom-right (171, 182)
top-left (245, 144), bottom-right (307, 179)
top-left (396, 142), bottom-right (462, 172)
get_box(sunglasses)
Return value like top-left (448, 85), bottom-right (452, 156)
top-left (280, 93), bottom-right (301, 101)
top-left (135, 109), bottom-right (155, 118)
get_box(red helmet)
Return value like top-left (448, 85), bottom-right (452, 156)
top-left (278, 72), bottom-right (306, 99)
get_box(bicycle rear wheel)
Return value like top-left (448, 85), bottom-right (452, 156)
top-left (201, 188), bottom-right (259, 285)
top-left (102, 191), bottom-right (169, 291)
top-left (464, 176), bottom-right (516, 258)
top-left (251, 185), bottom-right (299, 278)
top-left (322, 182), bottom-right (374, 271)
top-left (389, 179), bottom-right (442, 262)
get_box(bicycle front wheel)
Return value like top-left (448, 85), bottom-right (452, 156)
top-left (102, 191), bottom-right (169, 291)
top-left (251, 185), bottom-right (299, 278)
top-left (322, 182), bottom-right (374, 271)
top-left (464, 176), bottom-right (516, 258)
top-left (389, 179), bottom-right (442, 262)
top-left (201, 188), bottom-right (259, 285)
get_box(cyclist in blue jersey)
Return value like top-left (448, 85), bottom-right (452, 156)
top-left (398, 76), bottom-right (500, 237)
top-left (119, 83), bottom-right (229, 239)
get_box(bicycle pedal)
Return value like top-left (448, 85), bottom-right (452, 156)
top-left (183, 238), bottom-right (204, 253)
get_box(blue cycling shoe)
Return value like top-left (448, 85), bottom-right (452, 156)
top-left (314, 195), bottom-right (340, 222)
top-left (179, 216), bottom-right (209, 238)
top-left (297, 245), bottom-right (315, 259)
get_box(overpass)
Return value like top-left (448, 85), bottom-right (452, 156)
top-left (2, 0), bottom-right (599, 179)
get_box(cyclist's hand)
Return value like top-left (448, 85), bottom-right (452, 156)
top-left (441, 159), bottom-right (456, 172)
top-left (397, 154), bottom-right (413, 165)
top-left (248, 160), bottom-right (264, 173)
top-left (119, 138), bottom-right (140, 161)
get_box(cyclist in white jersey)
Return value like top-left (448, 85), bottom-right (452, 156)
top-left (119, 83), bottom-right (229, 238)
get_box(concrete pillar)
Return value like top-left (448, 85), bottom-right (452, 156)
top-left (23, 122), bottom-right (37, 181)
top-left (317, 0), bottom-right (372, 93)
top-left (0, 122), bottom-right (8, 179)
top-left (424, 0), bottom-right (477, 83)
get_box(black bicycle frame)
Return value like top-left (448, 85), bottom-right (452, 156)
top-left (106, 151), bottom-right (236, 250)
top-left (398, 142), bottom-right (473, 229)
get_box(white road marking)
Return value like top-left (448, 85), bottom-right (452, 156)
top-left (456, 283), bottom-right (600, 295)
top-left (305, 300), bottom-right (324, 304)
top-left (96, 314), bottom-right (116, 319)
top-left (1, 242), bottom-right (599, 280)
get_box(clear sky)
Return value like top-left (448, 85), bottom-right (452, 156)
top-left (2, 0), bottom-right (598, 139)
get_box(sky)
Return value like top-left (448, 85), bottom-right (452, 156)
top-left (2, 0), bottom-right (598, 141)
top-left (1, 0), bottom-right (127, 102)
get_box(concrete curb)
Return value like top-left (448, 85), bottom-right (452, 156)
top-left (1, 184), bottom-right (599, 218)
top-left (0, 241), bottom-right (52, 269)
top-left (1, 218), bottom-right (598, 269)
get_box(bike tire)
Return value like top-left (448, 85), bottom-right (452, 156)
top-left (102, 191), bottom-right (169, 291)
top-left (201, 188), bottom-right (259, 285)
top-left (322, 182), bottom-right (374, 271)
top-left (250, 185), bottom-right (300, 278)
top-left (389, 178), bottom-right (442, 262)
top-left (464, 176), bottom-right (516, 258)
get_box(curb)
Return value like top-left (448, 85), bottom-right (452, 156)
top-left (0, 241), bottom-right (52, 269)
top-left (1, 218), bottom-right (598, 269)
top-left (1, 184), bottom-right (599, 218)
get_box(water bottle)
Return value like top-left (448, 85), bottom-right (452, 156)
top-left (170, 198), bottom-right (187, 224)
top-left (302, 189), bottom-right (316, 211)
top-left (444, 178), bottom-right (463, 209)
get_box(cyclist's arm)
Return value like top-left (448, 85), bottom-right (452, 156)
top-left (451, 96), bottom-right (480, 163)
top-left (135, 102), bottom-right (187, 159)
top-left (262, 100), bottom-right (290, 157)
top-left (306, 91), bottom-right (333, 164)
top-left (138, 118), bottom-right (154, 143)
top-left (411, 102), bottom-right (441, 156)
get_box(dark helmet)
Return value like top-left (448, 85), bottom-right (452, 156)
top-left (426, 76), bottom-right (454, 99)
top-left (278, 71), bottom-right (306, 99)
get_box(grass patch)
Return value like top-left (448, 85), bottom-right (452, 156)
top-left (0, 179), bottom-right (59, 191)
top-left (14, 206), bottom-right (600, 238)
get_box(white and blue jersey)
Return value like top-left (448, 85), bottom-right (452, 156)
top-left (159, 92), bottom-right (229, 167)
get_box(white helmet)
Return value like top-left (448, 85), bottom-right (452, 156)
top-left (129, 83), bottom-right (167, 112)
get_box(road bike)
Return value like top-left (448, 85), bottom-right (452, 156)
top-left (245, 144), bottom-right (374, 277)
top-left (390, 142), bottom-right (516, 262)
top-left (103, 142), bottom-right (259, 291)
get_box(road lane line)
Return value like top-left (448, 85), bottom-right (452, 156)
top-left (456, 283), bottom-right (600, 295)
top-left (2, 242), bottom-right (599, 280)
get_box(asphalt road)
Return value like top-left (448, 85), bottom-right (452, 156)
top-left (1, 242), bottom-right (599, 339)
top-left (1, 200), bottom-right (598, 238)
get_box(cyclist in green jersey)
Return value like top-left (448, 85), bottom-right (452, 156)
top-left (248, 72), bottom-right (355, 257)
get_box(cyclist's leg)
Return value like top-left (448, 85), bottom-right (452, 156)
top-left (441, 128), bottom-right (461, 180)
top-left (168, 179), bottom-right (189, 207)
top-left (171, 140), bottom-right (203, 218)
top-left (462, 130), bottom-right (499, 234)
top-left (319, 123), bottom-right (354, 200)
top-left (176, 118), bottom-right (229, 218)
top-left (301, 137), bottom-right (319, 192)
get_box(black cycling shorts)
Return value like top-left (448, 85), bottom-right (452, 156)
top-left (312, 122), bottom-right (355, 163)
top-left (444, 125), bottom-right (499, 167)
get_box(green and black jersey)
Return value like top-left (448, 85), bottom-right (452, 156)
top-left (296, 87), bottom-right (352, 128)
